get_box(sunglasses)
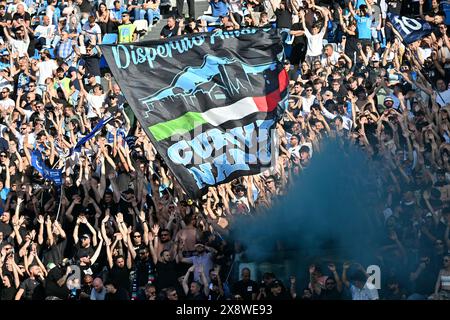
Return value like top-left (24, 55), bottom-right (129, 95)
top-left (133, 235), bottom-right (141, 238)
top-left (306, 89), bottom-right (313, 92)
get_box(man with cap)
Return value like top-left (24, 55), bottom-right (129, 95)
top-left (44, 262), bottom-right (71, 299)
top-left (73, 215), bottom-right (98, 261)
top-left (267, 279), bottom-right (290, 300)
top-left (177, 241), bottom-right (217, 283)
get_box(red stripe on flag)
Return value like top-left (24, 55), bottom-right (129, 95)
top-left (253, 69), bottom-right (289, 112)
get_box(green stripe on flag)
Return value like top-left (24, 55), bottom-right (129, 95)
top-left (149, 112), bottom-right (207, 141)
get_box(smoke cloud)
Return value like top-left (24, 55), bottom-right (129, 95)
top-left (233, 138), bottom-right (386, 280)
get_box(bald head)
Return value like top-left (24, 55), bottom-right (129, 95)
top-left (93, 278), bottom-right (103, 292)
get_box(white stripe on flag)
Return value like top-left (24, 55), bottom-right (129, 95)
top-left (202, 97), bottom-right (259, 126)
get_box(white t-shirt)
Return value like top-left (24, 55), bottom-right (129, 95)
top-left (436, 89), bottom-right (450, 107)
top-left (82, 22), bottom-right (102, 43)
top-left (301, 95), bottom-right (316, 114)
top-left (34, 24), bottom-right (56, 39)
top-left (304, 29), bottom-right (325, 57)
top-left (10, 38), bottom-right (30, 57)
top-left (37, 59), bottom-right (58, 85)
top-left (0, 98), bottom-right (15, 112)
top-left (321, 51), bottom-right (340, 67)
top-left (0, 77), bottom-right (13, 92)
top-left (86, 93), bottom-right (106, 118)
top-left (15, 131), bottom-right (36, 151)
top-left (7, 2), bottom-right (29, 15)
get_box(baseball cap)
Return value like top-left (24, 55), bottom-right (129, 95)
top-left (384, 96), bottom-right (394, 103)
top-left (284, 59), bottom-right (291, 65)
top-left (80, 234), bottom-right (90, 239)
top-left (86, 73), bottom-right (95, 78)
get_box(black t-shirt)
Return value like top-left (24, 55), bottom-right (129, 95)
top-left (0, 273), bottom-right (16, 300)
top-left (45, 267), bottom-right (69, 299)
top-left (155, 261), bottom-right (178, 291)
top-left (105, 287), bottom-right (129, 300)
top-left (344, 34), bottom-right (358, 61)
top-left (187, 291), bottom-right (207, 300)
top-left (0, 221), bottom-right (12, 239)
top-left (275, 8), bottom-right (292, 29)
top-left (0, 13), bottom-right (12, 38)
top-left (319, 288), bottom-right (342, 300)
top-left (19, 278), bottom-right (46, 300)
top-left (41, 238), bottom-right (67, 266)
top-left (79, 0), bottom-right (93, 13)
top-left (74, 243), bottom-right (95, 260)
top-left (413, 265), bottom-right (436, 295)
top-left (81, 53), bottom-right (101, 77)
top-left (386, 0), bottom-right (402, 15)
top-left (12, 12), bottom-right (31, 23)
top-left (232, 280), bottom-right (259, 300)
top-left (135, 258), bottom-right (156, 287)
top-left (160, 24), bottom-right (179, 38)
top-left (291, 22), bottom-right (306, 46)
top-left (108, 265), bottom-right (131, 292)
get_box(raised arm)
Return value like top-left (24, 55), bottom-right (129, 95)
top-left (182, 265), bottom-right (195, 296)
top-left (342, 261), bottom-right (351, 288)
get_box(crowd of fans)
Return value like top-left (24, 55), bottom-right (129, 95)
top-left (0, 0), bottom-right (450, 301)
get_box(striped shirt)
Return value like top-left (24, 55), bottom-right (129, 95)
top-left (56, 39), bottom-right (74, 61)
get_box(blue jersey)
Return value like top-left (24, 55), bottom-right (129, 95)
top-left (355, 14), bottom-right (372, 39)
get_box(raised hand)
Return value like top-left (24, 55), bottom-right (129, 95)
top-left (328, 263), bottom-right (336, 272)
top-left (37, 215), bottom-right (45, 225)
top-left (151, 224), bottom-right (160, 236)
top-left (138, 211), bottom-right (146, 222)
top-left (102, 215), bottom-right (110, 224)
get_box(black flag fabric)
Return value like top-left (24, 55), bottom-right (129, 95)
top-left (102, 28), bottom-right (288, 198)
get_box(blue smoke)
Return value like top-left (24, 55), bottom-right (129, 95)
top-left (233, 138), bottom-right (385, 276)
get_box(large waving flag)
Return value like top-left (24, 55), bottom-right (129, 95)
top-left (387, 13), bottom-right (432, 44)
top-left (71, 116), bottom-right (114, 155)
top-left (31, 150), bottom-right (63, 186)
top-left (102, 29), bottom-right (288, 198)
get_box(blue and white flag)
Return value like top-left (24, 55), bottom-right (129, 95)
top-left (387, 13), bottom-right (432, 45)
top-left (71, 116), bottom-right (114, 154)
top-left (31, 150), bottom-right (63, 186)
